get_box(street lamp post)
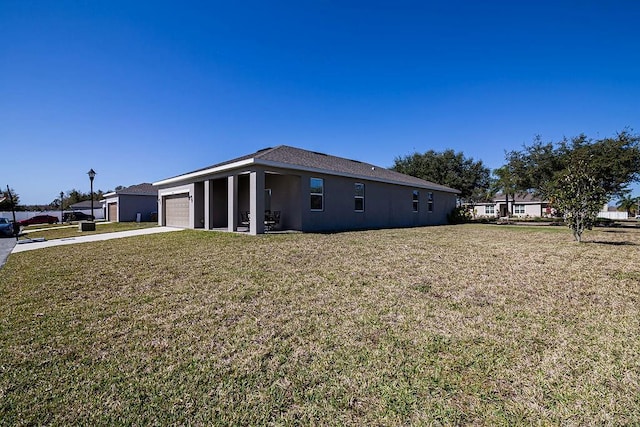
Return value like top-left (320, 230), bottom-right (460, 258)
top-left (87, 169), bottom-right (96, 222)
top-left (60, 191), bottom-right (64, 223)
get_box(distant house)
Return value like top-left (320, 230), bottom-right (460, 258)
top-left (470, 193), bottom-right (550, 218)
top-left (102, 183), bottom-right (158, 222)
top-left (153, 145), bottom-right (460, 234)
top-left (598, 204), bottom-right (628, 220)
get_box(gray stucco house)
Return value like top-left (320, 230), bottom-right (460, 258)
top-left (102, 183), bottom-right (158, 222)
top-left (153, 145), bottom-right (460, 234)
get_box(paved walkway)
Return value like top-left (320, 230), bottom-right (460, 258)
top-left (0, 237), bottom-right (17, 269)
top-left (11, 227), bottom-right (181, 253)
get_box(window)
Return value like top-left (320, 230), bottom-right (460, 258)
top-left (354, 183), bottom-right (364, 212)
top-left (427, 192), bottom-right (434, 213)
top-left (412, 190), bottom-right (419, 212)
top-left (310, 178), bottom-right (324, 211)
top-left (485, 205), bottom-right (495, 215)
top-left (514, 204), bottom-right (525, 214)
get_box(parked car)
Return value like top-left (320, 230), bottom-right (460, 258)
top-left (0, 218), bottom-right (15, 237)
top-left (63, 212), bottom-right (95, 222)
top-left (18, 214), bottom-right (59, 226)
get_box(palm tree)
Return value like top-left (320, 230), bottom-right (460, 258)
top-left (492, 166), bottom-right (517, 216)
top-left (617, 195), bottom-right (639, 216)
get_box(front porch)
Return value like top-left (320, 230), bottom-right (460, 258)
top-left (192, 169), bottom-right (303, 235)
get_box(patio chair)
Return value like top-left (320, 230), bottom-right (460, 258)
top-left (240, 211), bottom-right (250, 227)
top-left (272, 211), bottom-right (281, 229)
top-left (264, 210), bottom-right (274, 231)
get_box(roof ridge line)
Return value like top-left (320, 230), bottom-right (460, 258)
top-left (254, 145), bottom-right (286, 158)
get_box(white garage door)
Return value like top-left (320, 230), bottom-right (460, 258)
top-left (164, 194), bottom-right (190, 228)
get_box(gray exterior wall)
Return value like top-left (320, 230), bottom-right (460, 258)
top-left (299, 173), bottom-right (455, 232)
top-left (155, 165), bottom-right (457, 233)
top-left (194, 182), bottom-right (205, 228)
top-left (117, 194), bottom-right (158, 222)
top-left (265, 173), bottom-right (302, 231)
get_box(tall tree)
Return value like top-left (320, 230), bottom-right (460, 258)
top-left (0, 187), bottom-right (19, 210)
top-left (392, 149), bottom-right (491, 202)
top-left (506, 130), bottom-right (640, 200)
top-left (504, 130), bottom-right (640, 241)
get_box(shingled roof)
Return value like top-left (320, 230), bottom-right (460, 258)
top-left (104, 183), bottom-right (157, 198)
top-left (155, 145), bottom-right (460, 193)
top-left (492, 193), bottom-right (546, 203)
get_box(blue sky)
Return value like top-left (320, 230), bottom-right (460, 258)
top-left (2, 1), bottom-right (639, 205)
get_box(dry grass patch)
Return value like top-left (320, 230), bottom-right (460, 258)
top-left (1, 224), bottom-right (639, 425)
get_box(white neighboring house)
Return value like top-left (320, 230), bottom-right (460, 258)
top-left (469, 193), bottom-right (550, 218)
top-left (468, 195), bottom-right (629, 220)
top-left (597, 204), bottom-right (628, 220)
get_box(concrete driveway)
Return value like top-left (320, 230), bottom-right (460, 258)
top-left (0, 237), bottom-right (17, 269)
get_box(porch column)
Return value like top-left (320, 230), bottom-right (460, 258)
top-left (227, 175), bottom-right (238, 232)
top-left (250, 170), bottom-right (265, 235)
top-left (204, 179), bottom-right (212, 230)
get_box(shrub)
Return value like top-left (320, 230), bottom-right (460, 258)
top-left (448, 207), bottom-right (472, 224)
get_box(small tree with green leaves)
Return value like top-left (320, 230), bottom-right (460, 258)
top-left (0, 187), bottom-right (19, 211)
top-left (552, 160), bottom-right (607, 242)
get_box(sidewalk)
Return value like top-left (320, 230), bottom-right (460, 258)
top-left (0, 237), bottom-right (16, 269)
top-left (11, 227), bottom-right (181, 253)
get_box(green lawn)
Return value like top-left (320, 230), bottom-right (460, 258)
top-left (1, 224), bottom-right (639, 425)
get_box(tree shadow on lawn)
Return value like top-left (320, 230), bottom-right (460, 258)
top-left (587, 240), bottom-right (638, 246)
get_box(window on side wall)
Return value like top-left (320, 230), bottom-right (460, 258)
top-left (310, 178), bottom-right (324, 211)
top-left (514, 204), bottom-right (525, 214)
top-left (412, 190), bottom-right (419, 212)
top-left (485, 205), bottom-right (495, 215)
top-left (354, 183), bottom-right (364, 212)
top-left (427, 192), bottom-right (434, 213)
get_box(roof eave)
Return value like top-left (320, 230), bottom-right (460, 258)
top-left (153, 155), bottom-right (459, 194)
top-left (153, 158), bottom-right (256, 186)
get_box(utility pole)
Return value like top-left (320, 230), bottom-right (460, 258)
top-left (60, 191), bottom-right (64, 223)
top-left (6, 185), bottom-right (18, 240)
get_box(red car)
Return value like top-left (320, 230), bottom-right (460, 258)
top-left (18, 215), bottom-right (59, 226)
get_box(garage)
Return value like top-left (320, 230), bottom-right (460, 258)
top-left (163, 194), bottom-right (190, 227)
top-left (108, 203), bottom-right (118, 222)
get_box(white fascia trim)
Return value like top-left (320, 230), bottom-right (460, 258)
top-left (159, 189), bottom-right (190, 197)
top-left (153, 158), bottom-right (255, 186)
top-left (256, 159), bottom-right (461, 194)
